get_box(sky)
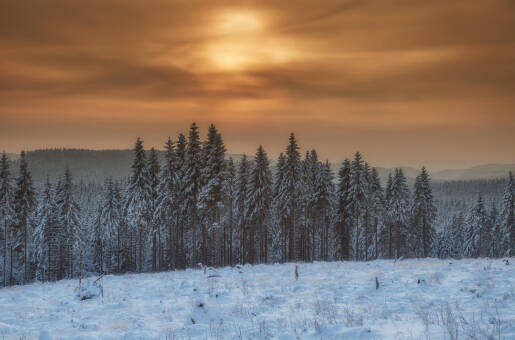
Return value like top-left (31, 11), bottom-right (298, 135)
top-left (1, 0), bottom-right (514, 170)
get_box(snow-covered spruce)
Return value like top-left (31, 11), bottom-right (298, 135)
top-left (0, 123), bottom-right (514, 286)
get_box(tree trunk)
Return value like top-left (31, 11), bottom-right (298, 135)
top-left (3, 220), bottom-right (7, 287)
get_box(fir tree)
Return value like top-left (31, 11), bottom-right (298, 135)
top-left (336, 159), bottom-right (352, 260)
top-left (235, 155), bottom-right (250, 263)
top-left (99, 178), bottom-right (123, 273)
top-left (272, 153), bottom-right (288, 263)
top-left (0, 153), bottom-right (14, 286)
top-left (198, 124), bottom-right (226, 265)
top-left (55, 167), bottom-right (81, 279)
top-left (464, 193), bottom-right (490, 257)
top-left (246, 146), bottom-right (273, 264)
top-left (315, 160), bottom-right (335, 261)
top-left (450, 212), bottom-right (465, 259)
top-left (33, 178), bottom-right (55, 281)
top-left (174, 134), bottom-right (187, 268)
top-left (125, 138), bottom-right (150, 272)
top-left (222, 158), bottom-right (236, 266)
top-left (147, 148), bottom-right (161, 271)
top-left (13, 151), bottom-right (36, 284)
top-left (183, 123), bottom-right (202, 265)
top-left (367, 168), bottom-right (384, 259)
top-left (156, 137), bottom-right (177, 270)
top-left (488, 201), bottom-right (500, 257)
top-left (347, 152), bottom-right (367, 260)
top-left (283, 133), bottom-right (301, 262)
top-left (411, 167), bottom-right (436, 257)
top-left (500, 171), bottom-right (515, 256)
top-left (388, 169), bottom-right (410, 259)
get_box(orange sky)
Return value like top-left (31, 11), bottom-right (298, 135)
top-left (1, 0), bottom-right (514, 169)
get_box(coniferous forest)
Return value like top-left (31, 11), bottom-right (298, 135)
top-left (1, 122), bottom-right (514, 286)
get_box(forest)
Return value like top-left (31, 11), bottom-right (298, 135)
top-left (1, 123), bottom-right (514, 286)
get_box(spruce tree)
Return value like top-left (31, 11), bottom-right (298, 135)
top-left (411, 167), bottom-right (436, 257)
top-left (13, 151), bottom-right (36, 284)
top-left (198, 124), bottom-right (226, 265)
top-left (0, 153), bottom-right (14, 286)
top-left (464, 193), bottom-right (489, 257)
top-left (33, 178), bottom-right (55, 281)
top-left (284, 133), bottom-right (301, 262)
top-left (500, 171), bottom-right (515, 256)
top-left (125, 138), bottom-right (150, 272)
top-left (336, 159), bottom-right (351, 260)
top-left (488, 201), bottom-right (500, 257)
top-left (55, 167), bottom-right (81, 279)
top-left (450, 212), bottom-right (465, 258)
top-left (156, 137), bottom-right (176, 270)
top-left (147, 148), bottom-right (161, 271)
top-left (246, 146), bottom-right (272, 264)
top-left (222, 158), bottom-right (236, 266)
top-left (272, 153), bottom-right (288, 262)
top-left (183, 123), bottom-right (202, 265)
top-left (99, 178), bottom-right (123, 273)
top-left (389, 169), bottom-right (410, 259)
top-left (367, 167), bottom-right (384, 259)
top-left (315, 160), bottom-right (334, 261)
top-left (174, 133), bottom-right (187, 268)
top-left (235, 155), bottom-right (250, 263)
top-left (347, 152), bottom-right (367, 260)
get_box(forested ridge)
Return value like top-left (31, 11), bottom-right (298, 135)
top-left (1, 123), bottom-right (514, 286)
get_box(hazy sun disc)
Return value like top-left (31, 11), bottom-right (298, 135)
top-left (206, 9), bottom-right (293, 71)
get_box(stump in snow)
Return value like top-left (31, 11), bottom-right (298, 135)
top-left (77, 277), bottom-right (103, 301)
top-left (375, 277), bottom-right (380, 290)
top-left (295, 264), bottom-right (299, 280)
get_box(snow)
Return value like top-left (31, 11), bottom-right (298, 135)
top-left (1, 258), bottom-right (514, 339)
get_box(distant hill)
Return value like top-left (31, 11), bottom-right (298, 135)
top-left (4, 149), bottom-right (514, 185)
top-left (432, 164), bottom-right (515, 181)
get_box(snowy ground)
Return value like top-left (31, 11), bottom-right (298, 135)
top-left (1, 258), bottom-right (514, 340)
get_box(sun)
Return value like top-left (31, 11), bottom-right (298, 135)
top-left (205, 9), bottom-right (293, 71)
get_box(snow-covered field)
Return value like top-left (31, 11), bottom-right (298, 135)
top-left (1, 259), bottom-right (514, 340)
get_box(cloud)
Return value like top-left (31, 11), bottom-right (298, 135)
top-left (0, 0), bottom-right (514, 167)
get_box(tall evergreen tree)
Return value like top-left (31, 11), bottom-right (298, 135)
top-left (147, 148), bottom-right (161, 271)
top-left (235, 155), bottom-right (250, 263)
top-left (315, 160), bottom-right (334, 261)
top-left (450, 212), bottom-right (465, 259)
top-left (99, 178), bottom-right (123, 273)
top-left (125, 138), bottom-right (150, 272)
top-left (183, 123), bottom-right (202, 265)
top-left (389, 169), bottom-right (410, 259)
top-left (488, 201), bottom-right (500, 257)
top-left (272, 153), bottom-right (288, 263)
top-left (283, 133), bottom-right (301, 262)
top-left (55, 167), bottom-right (81, 279)
top-left (246, 146), bottom-right (273, 264)
top-left (156, 137), bottom-right (177, 270)
top-left (33, 178), bottom-right (55, 281)
top-left (411, 167), bottom-right (437, 257)
top-left (222, 158), bottom-right (236, 266)
top-left (464, 193), bottom-right (490, 257)
top-left (13, 151), bottom-right (36, 284)
top-left (336, 159), bottom-right (352, 260)
top-left (500, 171), bottom-right (515, 256)
top-left (367, 167), bottom-right (384, 260)
top-left (0, 153), bottom-right (14, 286)
top-left (174, 134), bottom-right (187, 268)
top-left (198, 124), bottom-right (226, 265)
top-left (347, 152), bottom-right (367, 260)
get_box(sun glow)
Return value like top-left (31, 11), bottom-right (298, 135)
top-left (206, 10), bottom-right (293, 71)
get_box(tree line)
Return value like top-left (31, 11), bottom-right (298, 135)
top-left (1, 123), bottom-right (514, 286)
